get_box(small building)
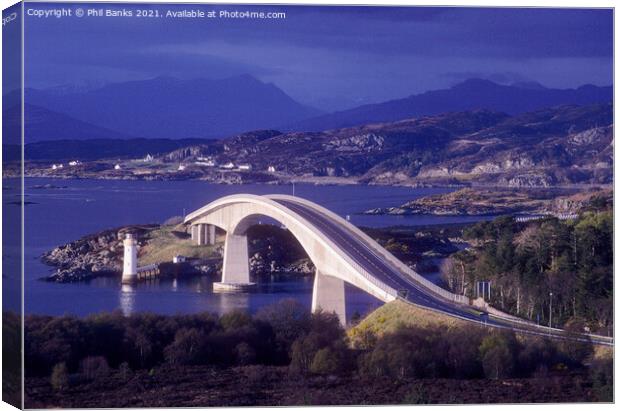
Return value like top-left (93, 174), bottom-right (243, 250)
top-left (114, 164), bottom-right (122, 170)
top-left (51, 164), bottom-right (64, 170)
top-left (267, 165), bottom-right (276, 173)
top-left (197, 157), bottom-right (216, 166)
top-left (178, 164), bottom-right (186, 171)
top-left (173, 255), bottom-right (186, 264)
top-left (143, 154), bottom-right (154, 162)
top-left (221, 162), bottom-right (235, 169)
top-left (195, 160), bottom-right (216, 167)
top-left (238, 164), bottom-right (252, 171)
top-left (68, 160), bottom-right (80, 167)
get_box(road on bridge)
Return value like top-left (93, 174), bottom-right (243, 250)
top-left (272, 198), bottom-right (613, 346)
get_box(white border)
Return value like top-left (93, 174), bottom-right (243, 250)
top-left (0, 1), bottom-right (616, 411)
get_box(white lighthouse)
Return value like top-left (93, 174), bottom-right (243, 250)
top-left (122, 233), bottom-right (138, 284)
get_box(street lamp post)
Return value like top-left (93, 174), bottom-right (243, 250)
top-left (549, 292), bottom-right (553, 333)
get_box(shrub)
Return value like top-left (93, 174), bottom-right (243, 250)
top-left (558, 318), bottom-right (594, 366)
top-left (117, 362), bottom-right (132, 381)
top-left (256, 299), bottom-right (311, 360)
top-left (220, 310), bottom-right (253, 331)
top-left (402, 383), bottom-right (429, 404)
top-left (589, 357), bottom-right (613, 402)
top-left (517, 337), bottom-right (559, 377)
top-left (50, 362), bottom-right (69, 391)
top-left (445, 327), bottom-right (484, 379)
top-left (164, 328), bottom-right (209, 365)
top-left (235, 342), bottom-right (256, 365)
top-left (310, 347), bottom-right (342, 375)
top-left (79, 356), bottom-right (110, 380)
top-left (359, 327), bottom-right (446, 380)
top-left (350, 326), bottom-right (377, 350)
top-left (289, 332), bottom-right (323, 374)
top-left (479, 331), bottom-right (519, 379)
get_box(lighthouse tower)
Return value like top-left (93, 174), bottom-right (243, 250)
top-left (122, 233), bottom-right (138, 284)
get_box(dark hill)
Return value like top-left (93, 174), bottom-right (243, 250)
top-left (287, 79), bottom-right (612, 131)
top-left (3, 104), bottom-right (131, 143)
top-left (170, 104), bottom-right (612, 187)
top-left (11, 75), bottom-right (322, 139)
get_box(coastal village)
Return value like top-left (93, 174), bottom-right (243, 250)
top-left (48, 153), bottom-right (275, 180)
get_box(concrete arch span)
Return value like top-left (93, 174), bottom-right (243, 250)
top-left (184, 194), bottom-right (403, 324)
top-left (184, 194), bottom-right (481, 324)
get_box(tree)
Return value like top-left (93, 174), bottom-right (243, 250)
top-left (234, 342), bottom-right (256, 365)
top-left (117, 362), bottom-right (132, 381)
top-left (220, 310), bottom-right (253, 331)
top-left (590, 357), bottom-right (613, 402)
top-left (558, 318), bottom-right (593, 366)
top-left (445, 327), bottom-right (484, 378)
top-left (50, 362), bottom-right (69, 391)
top-left (478, 332), bottom-right (518, 379)
top-left (124, 328), bottom-right (153, 369)
top-left (517, 337), bottom-right (558, 377)
top-left (309, 347), bottom-right (342, 375)
top-left (358, 326), bottom-right (447, 380)
top-left (289, 332), bottom-right (323, 374)
top-left (164, 328), bottom-right (208, 365)
top-left (256, 299), bottom-right (311, 360)
top-left (79, 356), bottom-right (110, 380)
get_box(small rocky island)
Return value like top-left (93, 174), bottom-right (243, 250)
top-left (41, 223), bottom-right (221, 282)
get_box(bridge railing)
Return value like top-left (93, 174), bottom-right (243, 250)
top-left (346, 257), bottom-right (399, 300)
top-left (335, 217), bottom-right (469, 305)
top-left (271, 194), bottom-right (469, 305)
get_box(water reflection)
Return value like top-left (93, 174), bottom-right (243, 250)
top-left (119, 283), bottom-right (136, 316)
top-left (218, 291), bottom-right (250, 314)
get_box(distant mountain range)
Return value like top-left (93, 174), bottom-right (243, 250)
top-left (4, 75), bottom-right (322, 140)
top-left (2, 77), bottom-right (612, 142)
top-left (287, 79), bottom-right (612, 131)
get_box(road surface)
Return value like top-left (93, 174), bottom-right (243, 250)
top-left (273, 198), bottom-right (613, 346)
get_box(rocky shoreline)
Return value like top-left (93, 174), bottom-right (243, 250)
top-left (365, 187), bottom-right (612, 216)
top-left (41, 225), bottom-right (158, 282)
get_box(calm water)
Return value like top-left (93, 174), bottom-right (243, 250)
top-left (5, 178), bottom-right (493, 320)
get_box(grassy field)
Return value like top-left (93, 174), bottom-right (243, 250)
top-left (348, 299), bottom-right (470, 345)
top-left (138, 224), bottom-right (221, 265)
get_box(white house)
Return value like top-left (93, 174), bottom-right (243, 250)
top-left (68, 160), bottom-right (80, 167)
top-left (238, 164), bottom-right (252, 171)
top-left (221, 162), bottom-right (235, 169)
top-left (173, 255), bottom-right (186, 264)
top-left (195, 160), bottom-right (216, 167)
top-left (143, 154), bottom-right (154, 162)
top-left (267, 165), bottom-right (276, 173)
top-left (178, 164), bottom-right (186, 171)
top-left (114, 164), bottom-right (122, 170)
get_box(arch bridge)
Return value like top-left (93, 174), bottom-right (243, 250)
top-left (182, 194), bottom-right (614, 346)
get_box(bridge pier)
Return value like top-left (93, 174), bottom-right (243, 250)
top-left (312, 269), bottom-right (346, 326)
top-left (191, 224), bottom-right (217, 245)
top-left (214, 233), bottom-right (255, 291)
top-left (122, 234), bottom-right (138, 284)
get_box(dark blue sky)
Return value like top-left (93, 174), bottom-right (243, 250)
top-left (23, 3), bottom-right (613, 110)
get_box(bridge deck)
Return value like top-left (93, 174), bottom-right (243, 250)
top-left (272, 199), bottom-right (484, 321)
top-left (272, 198), bottom-right (613, 345)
